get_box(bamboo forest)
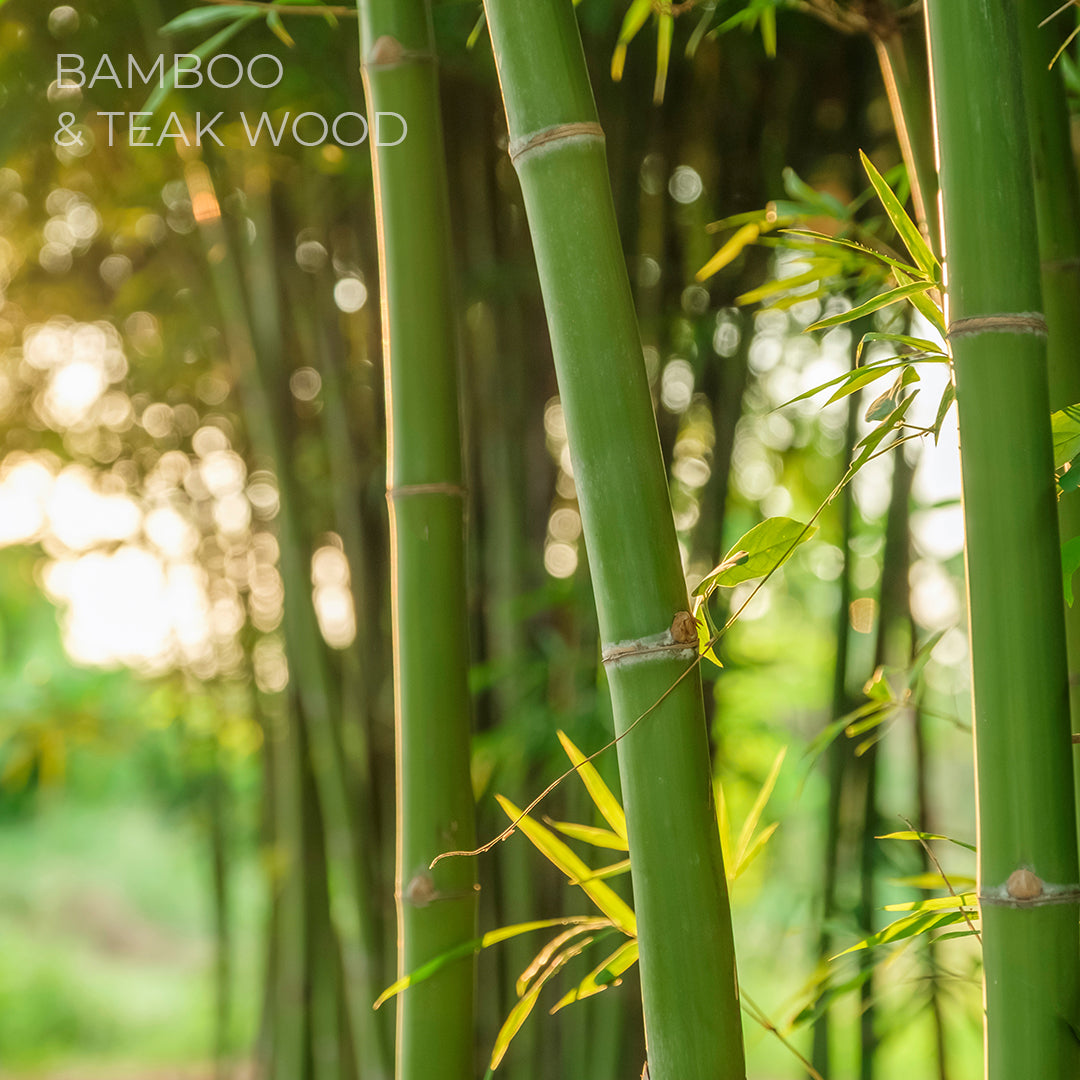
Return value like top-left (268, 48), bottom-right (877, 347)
top-left (4, 0), bottom-right (1080, 1078)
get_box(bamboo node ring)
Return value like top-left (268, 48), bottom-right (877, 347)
top-left (980, 871), bottom-right (1080, 907)
top-left (509, 122), bottom-right (605, 165)
top-left (601, 614), bottom-right (698, 667)
top-left (386, 482), bottom-right (466, 500)
top-left (947, 312), bottom-right (1048, 340)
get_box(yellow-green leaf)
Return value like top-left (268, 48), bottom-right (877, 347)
top-left (544, 819), bottom-right (628, 851)
top-left (697, 223), bottom-right (761, 282)
top-left (556, 731), bottom-right (628, 841)
top-left (550, 939), bottom-right (640, 1012)
top-left (497, 795), bottom-right (636, 935)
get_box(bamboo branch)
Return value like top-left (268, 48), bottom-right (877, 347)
top-left (196, 0), bottom-right (358, 15)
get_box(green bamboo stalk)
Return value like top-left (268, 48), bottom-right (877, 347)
top-left (812, 384), bottom-right (859, 1080)
top-left (1016, 0), bottom-right (1080, 819)
top-left (355, 6), bottom-right (478, 1080)
top-left (481, 3), bottom-right (745, 1077)
top-left (924, 3), bottom-right (1080, 1075)
top-left (188, 158), bottom-right (389, 1080)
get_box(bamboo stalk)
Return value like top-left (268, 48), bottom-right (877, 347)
top-left (481, 3), bottom-right (745, 1077)
top-left (1017, 0), bottom-right (1080, 827)
top-left (924, 3), bottom-right (1080, 1074)
top-left (356, 5), bottom-right (479, 1079)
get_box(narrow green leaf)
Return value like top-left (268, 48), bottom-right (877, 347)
top-left (893, 266), bottom-right (947, 336)
top-left (823, 363), bottom-right (908, 407)
top-left (550, 939), bottom-right (640, 1012)
top-left (1063, 536), bottom-right (1080, 607)
top-left (611, 0), bottom-right (651, 81)
top-left (516, 921), bottom-right (611, 996)
top-left (466, 10), bottom-right (487, 48)
top-left (491, 937), bottom-right (596, 1070)
top-left (783, 229), bottom-right (920, 277)
top-left (145, 13), bottom-right (260, 113)
top-left (556, 731), bottom-right (628, 841)
top-left (888, 872), bottom-right (977, 890)
top-left (859, 149), bottom-right (940, 280)
top-left (733, 821), bottom-right (778, 880)
top-left (806, 282), bottom-right (935, 333)
top-left (697, 223), bottom-right (761, 282)
top-left (759, 5), bottom-right (777, 57)
top-left (570, 858), bottom-right (631, 885)
top-left (544, 819), bottom-right (628, 851)
top-left (884, 892), bottom-right (977, 913)
top-left (859, 331), bottom-right (946, 357)
top-left (692, 594), bottom-right (723, 668)
top-left (497, 795), bottom-right (636, 935)
top-left (266, 9), bottom-right (296, 47)
top-left (372, 917), bottom-right (599, 1008)
top-left (694, 517), bottom-right (817, 594)
top-left (733, 747), bottom-right (785, 871)
top-left (877, 829), bottom-right (977, 853)
top-left (832, 908), bottom-right (971, 958)
top-left (933, 382), bottom-right (956, 442)
top-left (654, 12), bottom-right (674, 103)
top-left (736, 266), bottom-right (837, 307)
top-left (851, 395), bottom-right (916, 471)
top-left (1052, 404), bottom-right (1080, 469)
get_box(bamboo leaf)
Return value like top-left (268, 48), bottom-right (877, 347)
top-left (783, 229), bottom-right (920, 277)
top-left (736, 266), bottom-right (839, 307)
top-left (544, 819), bottom-right (629, 851)
top-left (550, 939), bottom-right (640, 1012)
top-left (491, 936), bottom-right (596, 1070)
top-left (266, 9), bottom-right (296, 47)
top-left (823, 363), bottom-right (908, 407)
top-left (571, 858), bottom-right (631, 885)
top-left (877, 829), bottom-right (977, 853)
top-left (697, 224), bottom-right (761, 281)
top-left (759, 5), bottom-right (777, 57)
top-left (859, 149), bottom-right (940, 281)
top-left (692, 594), bottom-right (723, 668)
top-left (611, 0), bottom-right (652, 81)
top-left (893, 266), bottom-right (947, 336)
top-left (654, 12), bottom-right (674, 103)
top-left (888, 872), bottom-right (977, 890)
top-left (694, 517), bottom-right (817, 594)
top-left (806, 282), bottom-right (935, 332)
top-left (1052, 404), bottom-right (1080, 469)
top-left (832, 908), bottom-right (972, 958)
top-left (372, 917), bottom-right (600, 1008)
top-left (556, 731), bottom-right (628, 841)
top-left (496, 796), bottom-right (637, 935)
top-left (859, 331), bottom-right (947, 358)
top-left (733, 822), bottom-right (779, 880)
top-left (884, 892), bottom-right (977, 913)
top-left (933, 382), bottom-right (956, 442)
top-left (850, 395), bottom-right (916, 471)
top-left (145, 13), bottom-right (261, 113)
top-left (733, 747), bottom-right (786, 872)
top-left (516, 921), bottom-right (611, 996)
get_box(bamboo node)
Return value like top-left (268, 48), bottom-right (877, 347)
top-left (386, 482), bottom-right (466, 500)
top-left (980, 873), bottom-right (1080, 907)
top-left (508, 122), bottom-right (605, 165)
top-left (403, 872), bottom-right (437, 907)
top-left (947, 313), bottom-right (1048, 340)
top-left (364, 35), bottom-right (435, 69)
top-left (601, 619), bottom-right (698, 667)
top-left (1006, 868), bottom-right (1043, 901)
top-left (671, 610), bottom-right (697, 644)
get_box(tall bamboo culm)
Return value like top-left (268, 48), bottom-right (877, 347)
top-left (356, 5), bottom-right (478, 1080)
top-left (482, 3), bottom-right (745, 1078)
top-left (924, 3), bottom-right (1080, 1076)
top-left (1016, 0), bottom-right (1080, 817)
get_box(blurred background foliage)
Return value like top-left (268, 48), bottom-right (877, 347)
top-left (1, 0), bottom-right (1064, 1076)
